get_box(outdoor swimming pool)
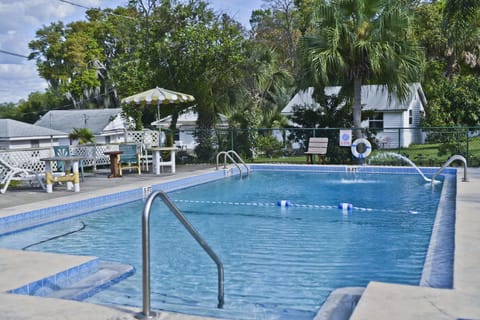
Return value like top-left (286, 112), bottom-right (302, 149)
top-left (0, 166), bottom-right (453, 320)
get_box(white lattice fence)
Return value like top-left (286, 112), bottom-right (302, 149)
top-left (0, 148), bottom-right (52, 172)
top-left (70, 144), bottom-right (113, 167)
top-left (0, 145), bottom-right (120, 173)
top-left (127, 130), bottom-right (159, 147)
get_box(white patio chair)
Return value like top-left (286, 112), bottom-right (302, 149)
top-left (0, 158), bottom-right (46, 193)
top-left (140, 143), bottom-right (154, 171)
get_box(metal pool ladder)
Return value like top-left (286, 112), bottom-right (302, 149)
top-left (431, 154), bottom-right (468, 184)
top-left (216, 150), bottom-right (250, 176)
top-left (138, 190), bottom-right (224, 319)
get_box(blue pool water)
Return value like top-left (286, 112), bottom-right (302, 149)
top-left (0, 170), bottom-right (444, 319)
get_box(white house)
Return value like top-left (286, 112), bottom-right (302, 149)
top-left (34, 108), bottom-right (128, 145)
top-left (282, 83), bottom-right (427, 148)
top-left (151, 107), bottom-right (229, 150)
top-left (0, 119), bottom-right (67, 150)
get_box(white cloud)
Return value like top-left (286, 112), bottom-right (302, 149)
top-left (0, 0), bottom-right (83, 103)
top-left (0, 63), bottom-right (48, 103)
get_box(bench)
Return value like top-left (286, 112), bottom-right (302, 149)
top-left (305, 137), bottom-right (328, 164)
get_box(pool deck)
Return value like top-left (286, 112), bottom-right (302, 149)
top-left (0, 165), bottom-right (479, 320)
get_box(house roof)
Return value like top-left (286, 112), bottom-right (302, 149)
top-left (151, 108), bottom-right (229, 128)
top-left (0, 119), bottom-right (67, 139)
top-left (282, 83), bottom-right (426, 114)
top-left (34, 108), bottom-right (123, 135)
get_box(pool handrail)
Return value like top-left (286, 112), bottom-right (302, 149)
top-left (216, 150), bottom-right (249, 176)
top-left (431, 154), bottom-right (468, 184)
top-left (227, 150), bottom-right (250, 175)
top-left (139, 190), bottom-right (225, 318)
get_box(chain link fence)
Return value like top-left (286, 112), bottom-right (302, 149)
top-left (161, 126), bottom-right (480, 167)
top-left (1, 127), bottom-right (478, 172)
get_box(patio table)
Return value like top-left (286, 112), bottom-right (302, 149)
top-left (104, 150), bottom-right (124, 178)
top-left (40, 156), bottom-right (84, 193)
top-left (148, 147), bottom-right (176, 175)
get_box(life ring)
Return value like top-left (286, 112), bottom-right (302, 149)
top-left (351, 138), bottom-right (372, 159)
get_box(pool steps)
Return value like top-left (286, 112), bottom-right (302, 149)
top-left (48, 261), bottom-right (135, 301)
top-left (7, 258), bottom-right (134, 302)
top-left (313, 287), bottom-right (365, 320)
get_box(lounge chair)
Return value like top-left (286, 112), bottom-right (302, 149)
top-left (118, 144), bottom-right (141, 176)
top-left (0, 158), bottom-right (45, 193)
top-left (305, 137), bottom-right (328, 164)
top-left (54, 145), bottom-right (85, 181)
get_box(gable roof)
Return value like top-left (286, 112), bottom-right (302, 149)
top-left (282, 83), bottom-right (426, 115)
top-left (34, 109), bottom-right (123, 135)
top-left (0, 119), bottom-right (67, 139)
top-left (151, 107), bottom-right (228, 128)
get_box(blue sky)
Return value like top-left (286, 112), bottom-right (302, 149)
top-left (0, 0), bottom-right (263, 104)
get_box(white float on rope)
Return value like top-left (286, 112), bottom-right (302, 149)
top-left (277, 200), bottom-right (292, 207)
top-left (338, 203), bottom-right (353, 210)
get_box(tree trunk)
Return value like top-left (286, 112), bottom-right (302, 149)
top-left (353, 78), bottom-right (363, 138)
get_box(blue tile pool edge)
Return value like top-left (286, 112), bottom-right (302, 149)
top-left (0, 169), bottom-right (229, 237)
top-left (0, 165), bottom-right (456, 311)
top-left (420, 173), bottom-right (455, 288)
top-left (7, 258), bottom-right (100, 297)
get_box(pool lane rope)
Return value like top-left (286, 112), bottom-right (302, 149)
top-left (174, 199), bottom-right (419, 214)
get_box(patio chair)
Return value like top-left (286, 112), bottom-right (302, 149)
top-left (54, 145), bottom-right (85, 181)
top-left (0, 158), bottom-right (45, 193)
top-left (140, 143), bottom-right (154, 172)
top-left (119, 144), bottom-right (141, 176)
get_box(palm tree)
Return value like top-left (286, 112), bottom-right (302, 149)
top-left (69, 128), bottom-right (96, 145)
top-left (442, 0), bottom-right (480, 77)
top-left (299, 0), bottom-right (423, 138)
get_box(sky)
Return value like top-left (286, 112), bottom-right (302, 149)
top-left (0, 0), bottom-right (264, 104)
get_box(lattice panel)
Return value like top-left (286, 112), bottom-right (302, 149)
top-left (0, 148), bottom-right (52, 172)
top-left (0, 145), bottom-right (122, 173)
top-left (70, 145), bottom-right (104, 167)
top-left (127, 130), bottom-right (159, 147)
top-left (93, 144), bottom-right (115, 166)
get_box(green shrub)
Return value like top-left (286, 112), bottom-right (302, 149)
top-left (256, 135), bottom-right (283, 158)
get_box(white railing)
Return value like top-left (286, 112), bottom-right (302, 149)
top-left (0, 145), bottom-right (116, 173)
top-left (0, 131), bottom-right (161, 173)
top-left (0, 148), bottom-right (52, 172)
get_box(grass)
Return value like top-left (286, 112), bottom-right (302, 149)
top-left (250, 136), bottom-right (480, 167)
top-left (395, 135), bottom-right (480, 167)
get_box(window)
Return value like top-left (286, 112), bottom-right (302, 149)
top-left (369, 113), bottom-right (383, 129)
top-left (409, 110), bottom-right (413, 125)
top-left (30, 140), bottom-right (39, 148)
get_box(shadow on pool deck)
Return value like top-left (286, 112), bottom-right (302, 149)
top-left (1, 165), bottom-right (480, 320)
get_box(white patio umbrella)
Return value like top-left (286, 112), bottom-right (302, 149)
top-left (121, 87), bottom-right (195, 120)
top-left (122, 87), bottom-right (195, 147)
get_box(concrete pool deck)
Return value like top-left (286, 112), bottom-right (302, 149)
top-left (0, 165), bottom-right (479, 319)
